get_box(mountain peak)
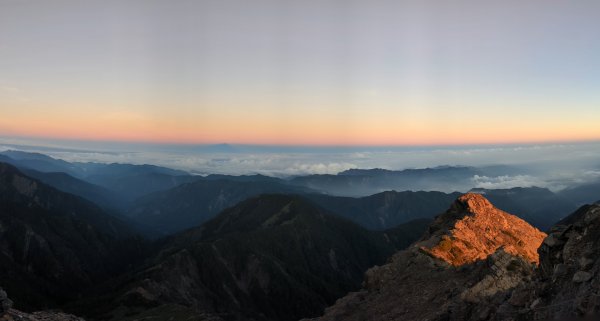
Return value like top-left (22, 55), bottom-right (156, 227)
top-left (418, 193), bottom-right (546, 266)
top-left (453, 192), bottom-right (495, 213)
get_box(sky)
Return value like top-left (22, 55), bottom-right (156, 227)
top-left (1, 0), bottom-right (599, 146)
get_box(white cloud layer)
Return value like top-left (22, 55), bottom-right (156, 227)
top-left (1, 138), bottom-right (600, 192)
top-left (471, 175), bottom-right (547, 190)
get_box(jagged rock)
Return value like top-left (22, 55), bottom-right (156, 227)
top-left (2, 310), bottom-right (85, 321)
top-left (579, 257), bottom-right (594, 270)
top-left (572, 271), bottom-right (592, 283)
top-left (419, 193), bottom-right (546, 266)
top-left (553, 263), bottom-right (568, 278)
top-left (543, 234), bottom-right (562, 247)
top-left (503, 204), bottom-right (600, 320)
top-left (0, 289), bottom-right (12, 316)
top-left (0, 287), bottom-right (82, 321)
top-left (529, 298), bottom-right (542, 310)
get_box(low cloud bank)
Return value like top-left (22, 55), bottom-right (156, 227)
top-left (1, 138), bottom-right (599, 191)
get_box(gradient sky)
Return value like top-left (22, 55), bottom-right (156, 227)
top-left (1, 0), bottom-right (599, 146)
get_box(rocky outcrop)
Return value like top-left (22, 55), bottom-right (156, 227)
top-left (308, 193), bottom-right (547, 321)
top-left (0, 287), bottom-right (83, 321)
top-left (0, 288), bottom-right (12, 316)
top-left (1, 310), bottom-right (85, 321)
top-left (497, 203), bottom-right (600, 319)
top-left (419, 193), bottom-right (546, 266)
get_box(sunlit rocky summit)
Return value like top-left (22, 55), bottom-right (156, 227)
top-left (419, 193), bottom-right (546, 266)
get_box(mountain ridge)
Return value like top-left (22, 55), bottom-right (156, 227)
top-left (83, 194), bottom-right (428, 321)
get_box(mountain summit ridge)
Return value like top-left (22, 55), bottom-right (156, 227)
top-left (418, 193), bottom-right (547, 266)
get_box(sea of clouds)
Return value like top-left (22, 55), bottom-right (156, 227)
top-left (1, 137), bottom-right (599, 192)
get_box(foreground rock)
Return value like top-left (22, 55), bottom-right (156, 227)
top-left (307, 193), bottom-right (547, 321)
top-left (0, 287), bottom-right (84, 321)
top-left (1, 310), bottom-right (85, 321)
top-left (499, 203), bottom-right (600, 319)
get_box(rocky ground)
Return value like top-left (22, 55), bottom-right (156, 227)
top-left (497, 203), bottom-right (600, 319)
top-left (1, 288), bottom-right (84, 321)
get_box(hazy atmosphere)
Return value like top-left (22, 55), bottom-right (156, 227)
top-left (1, 137), bottom-right (599, 192)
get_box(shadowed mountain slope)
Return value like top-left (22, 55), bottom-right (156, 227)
top-left (19, 168), bottom-right (126, 211)
top-left (88, 194), bottom-right (428, 321)
top-left (127, 180), bottom-right (311, 235)
top-left (0, 162), bottom-right (146, 311)
top-left (558, 180), bottom-right (600, 207)
top-left (306, 190), bottom-right (461, 230)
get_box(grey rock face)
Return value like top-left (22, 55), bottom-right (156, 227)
top-left (0, 286), bottom-right (85, 321)
top-left (572, 271), bottom-right (593, 283)
top-left (0, 288), bottom-right (13, 315)
top-left (522, 204), bottom-right (600, 319)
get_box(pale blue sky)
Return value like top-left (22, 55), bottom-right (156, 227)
top-left (1, 0), bottom-right (599, 145)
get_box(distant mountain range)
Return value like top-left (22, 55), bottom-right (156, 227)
top-left (2, 150), bottom-right (596, 235)
top-left (289, 165), bottom-right (524, 196)
top-left (0, 150), bottom-right (197, 209)
top-left (128, 179), bottom-right (311, 235)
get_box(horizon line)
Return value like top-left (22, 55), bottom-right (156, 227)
top-left (1, 134), bottom-right (600, 151)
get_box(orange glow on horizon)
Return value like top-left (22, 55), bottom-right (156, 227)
top-left (1, 111), bottom-right (599, 147)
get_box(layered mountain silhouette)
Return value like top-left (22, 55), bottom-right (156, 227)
top-left (80, 163), bottom-right (194, 200)
top-left (19, 168), bottom-right (126, 211)
top-left (0, 151), bottom-right (84, 178)
top-left (0, 151), bottom-right (197, 205)
top-left (305, 191), bottom-right (461, 230)
top-left (0, 151), bottom-right (584, 234)
top-left (127, 180), bottom-right (311, 235)
top-left (128, 185), bottom-right (576, 235)
top-left (559, 180), bottom-right (600, 206)
top-left (0, 162), bottom-right (146, 310)
top-left (289, 165), bottom-right (522, 196)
